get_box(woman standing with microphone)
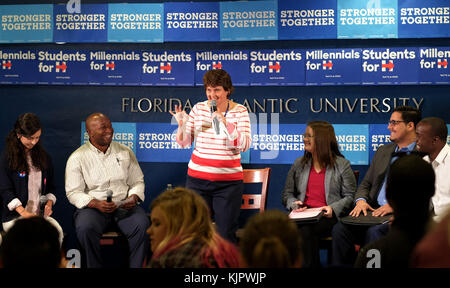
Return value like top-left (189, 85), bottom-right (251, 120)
top-left (170, 69), bottom-right (251, 243)
top-left (0, 113), bottom-right (63, 245)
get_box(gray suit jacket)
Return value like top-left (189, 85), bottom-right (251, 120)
top-left (355, 143), bottom-right (397, 208)
top-left (282, 156), bottom-right (356, 218)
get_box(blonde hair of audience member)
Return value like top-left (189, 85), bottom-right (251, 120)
top-left (240, 210), bottom-right (302, 268)
top-left (147, 187), bottom-right (240, 268)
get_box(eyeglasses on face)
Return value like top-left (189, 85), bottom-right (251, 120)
top-left (302, 134), bottom-right (314, 139)
top-left (388, 120), bottom-right (405, 126)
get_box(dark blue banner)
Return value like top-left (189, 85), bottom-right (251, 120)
top-left (164, 2), bottom-right (219, 42)
top-left (0, 49), bottom-right (37, 84)
top-left (88, 50), bottom-right (141, 86)
top-left (249, 49), bottom-right (305, 86)
top-left (53, 4), bottom-right (108, 43)
top-left (136, 122), bottom-right (192, 163)
top-left (419, 47), bottom-right (450, 85)
top-left (195, 50), bottom-right (249, 86)
top-left (361, 47), bottom-right (419, 85)
top-left (305, 48), bottom-right (361, 85)
top-left (369, 124), bottom-right (391, 160)
top-left (278, 0), bottom-right (337, 40)
top-left (250, 123), bottom-right (305, 164)
top-left (140, 51), bottom-right (194, 86)
top-left (35, 49), bottom-right (88, 85)
top-left (398, 0), bottom-right (450, 38)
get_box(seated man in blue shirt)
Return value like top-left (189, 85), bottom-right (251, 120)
top-left (331, 106), bottom-right (421, 267)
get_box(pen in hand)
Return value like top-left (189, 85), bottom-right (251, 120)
top-left (293, 201), bottom-right (308, 212)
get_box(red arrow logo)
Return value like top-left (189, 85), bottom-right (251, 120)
top-left (2, 62), bottom-right (12, 68)
top-left (381, 61), bottom-right (394, 71)
top-left (160, 63), bottom-right (172, 72)
top-left (56, 63), bottom-right (67, 71)
top-left (269, 63), bottom-right (281, 71)
top-left (213, 62), bottom-right (222, 69)
top-left (323, 61), bottom-right (333, 69)
top-left (438, 60), bottom-right (448, 67)
top-left (106, 62), bottom-right (115, 69)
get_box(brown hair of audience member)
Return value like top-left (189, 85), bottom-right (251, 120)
top-left (239, 210), bottom-right (302, 268)
top-left (149, 187), bottom-right (239, 268)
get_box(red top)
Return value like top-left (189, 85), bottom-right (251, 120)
top-left (303, 166), bottom-right (327, 208)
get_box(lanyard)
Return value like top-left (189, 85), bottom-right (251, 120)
top-left (223, 101), bottom-right (230, 118)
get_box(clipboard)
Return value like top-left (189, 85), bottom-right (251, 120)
top-left (289, 208), bottom-right (325, 224)
top-left (340, 211), bottom-right (392, 226)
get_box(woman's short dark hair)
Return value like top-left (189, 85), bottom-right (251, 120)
top-left (203, 69), bottom-right (234, 96)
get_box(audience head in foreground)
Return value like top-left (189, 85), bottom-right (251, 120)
top-left (147, 187), bottom-right (240, 268)
top-left (355, 154), bottom-right (435, 268)
top-left (240, 209), bottom-right (302, 268)
top-left (0, 217), bottom-right (62, 268)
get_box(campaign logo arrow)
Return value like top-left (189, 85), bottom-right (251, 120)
top-left (160, 62), bottom-right (172, 74)
top-left (55, 62), bottom-right (67, 72)
top-left (212, 62), bottom-right (222, 69)
top-left (2, 61), bottom-right (12, 69)
top-left (268, 62), bottom-right (281, 72)
top-left (381, 60), bottom-right (394, 71)
top-left (106, 61), bottom-right (115, 70)
top-left (323, 61), bottom-right (333, 70)
top-left (437, 59), bottom-right (448, 68)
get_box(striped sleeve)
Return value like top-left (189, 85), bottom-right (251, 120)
top-left (225, 105), bottom-right (251, 152)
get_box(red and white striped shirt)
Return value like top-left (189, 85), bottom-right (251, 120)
top-left (177, 100), bottom-right (251, 181)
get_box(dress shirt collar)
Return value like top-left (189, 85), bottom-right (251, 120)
top-left (86, 140), bottom-right (112, 156)
top-left (433, 144), bottom-right (450, 165)
top-left (395, 141), bottom-right (416, 152)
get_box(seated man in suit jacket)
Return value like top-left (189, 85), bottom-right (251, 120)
top-left (331, 106), bottom-right (421, 267)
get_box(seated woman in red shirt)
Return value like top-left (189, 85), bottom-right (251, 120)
top-left (282, 121), bottom-right (356, 267)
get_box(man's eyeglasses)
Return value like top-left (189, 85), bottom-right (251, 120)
top-left (388, 120), bottom-right (405, 126)
top-left (302, 134), bottom-right (314, 139)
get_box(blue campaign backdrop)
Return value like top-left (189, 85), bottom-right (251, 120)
top-left (1, 0), bottom-right (450, 252)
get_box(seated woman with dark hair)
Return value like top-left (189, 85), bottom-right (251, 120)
top-left (282, 121), bottom-right (356, 267)
top-left (146, 187), bottom-right (240, 268)
top-left (0, 113), bottom-right (63, 246)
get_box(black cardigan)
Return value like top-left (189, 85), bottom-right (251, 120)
top-left (0, 151), bottom-right (55, 223)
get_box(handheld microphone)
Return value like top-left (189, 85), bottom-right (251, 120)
top-left (210, 100), bottom-right (220, 135)
top-left (106, 190), bottom-right (113, 202)
top-left (39, 195), bottom-right (48, 216)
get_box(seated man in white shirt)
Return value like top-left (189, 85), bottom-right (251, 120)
top-left (65, 112), bottom-right (149, 268)
top-left (415, 117), bottom-right (450, 222)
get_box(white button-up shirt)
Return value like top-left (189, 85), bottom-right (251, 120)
top-left (65, 141), bottom-right (145, 209)
top-left (424, 144), bottom-right (450, 222)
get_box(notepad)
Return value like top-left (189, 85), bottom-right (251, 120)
top-left (340, 211), bottom-right (392, 226)
top-left (289, 207), bottom-right (324, 223)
